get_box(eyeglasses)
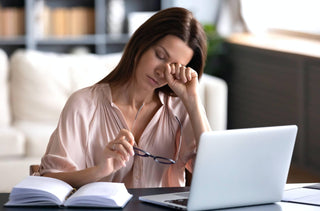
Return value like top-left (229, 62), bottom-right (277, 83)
top-left (133, 116), bottom-right (182, 165)
top-left (133, 146), bottom-right (176, 164)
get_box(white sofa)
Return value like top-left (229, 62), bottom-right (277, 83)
top-left (0, 48), bottom-right (228, 192)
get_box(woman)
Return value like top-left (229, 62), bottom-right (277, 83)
top-left (39, 7), bottom-right (211, 188)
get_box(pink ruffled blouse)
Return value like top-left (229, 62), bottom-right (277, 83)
top-left (40, 83), bottom-right (197, 188)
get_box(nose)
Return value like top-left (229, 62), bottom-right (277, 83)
top-left (155, 64), bottom-right (166, 79)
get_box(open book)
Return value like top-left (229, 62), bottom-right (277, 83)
top-left (282, 183), bottom-right (320, 206)
top-left (5, 176), bottom-right (132, 208)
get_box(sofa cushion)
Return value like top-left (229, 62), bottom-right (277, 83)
top-left (10, 50), bottom-right (122, 124)
top-left (0, 127), bottom-right (25, 157)
top-left (0, 49), bottom-right (11, 126)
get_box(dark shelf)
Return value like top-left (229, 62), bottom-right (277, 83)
top-left (37, 35), bottom-right (97, 45)
top-left (0, 0), bottom-right (160, 55)
top-left (0, 36), bottom-right (26, 45)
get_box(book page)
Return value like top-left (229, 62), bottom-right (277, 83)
top-left (282, 188), bottom-right (320, 205)
top-left (7, 176), bottom-right (73, 205)
top-left (65, 182), bottom-right (132, 207)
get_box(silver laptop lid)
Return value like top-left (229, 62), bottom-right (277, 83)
top-left (187, 125), bottom-right (297, 210)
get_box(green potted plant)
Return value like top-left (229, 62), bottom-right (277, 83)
top-left (203, 24), bottom-right (224, 77)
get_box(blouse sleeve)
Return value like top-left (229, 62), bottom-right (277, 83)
top-left (40, 88), bottom-right (94, 174)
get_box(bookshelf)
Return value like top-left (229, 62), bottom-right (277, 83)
top-left (0, 0), bottom-right (161, 55)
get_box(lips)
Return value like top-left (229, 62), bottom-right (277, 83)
top-left (147, 76), bottom-right (160, 86)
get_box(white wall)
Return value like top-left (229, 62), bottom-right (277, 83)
top-left (161, 0), bottom-right (221, 24)
top-left (241, 0), bottom-right (320, 35)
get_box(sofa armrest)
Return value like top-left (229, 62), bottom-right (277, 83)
top-left (13, 121), bottom-right (56, 157)
top-left (198, 74), bottom-right (228, 130)
top-left (0, 127), bottom-right (25, 157)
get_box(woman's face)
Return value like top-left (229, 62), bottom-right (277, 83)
top-left (134, 35), bottom-right (193, 92)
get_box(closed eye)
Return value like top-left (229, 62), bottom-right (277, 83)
top-left (155, 49), bottom-right (166, 60)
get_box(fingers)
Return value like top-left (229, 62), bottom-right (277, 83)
top-left (167, 63), bottom-right (197, 83)
top-left (107, 129), bottom-right (135, 167)
top-left (115, 132), bottom-right (135, 155)
top-left (111, 137), bottom-right (134, 157)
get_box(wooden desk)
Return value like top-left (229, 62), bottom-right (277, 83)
top-left (1, 186), bottom-right (320, 211)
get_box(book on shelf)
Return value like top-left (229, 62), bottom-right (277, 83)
top-left (5, 176), bottom-right (132, 208)
top-left (70, 7), bottom-right (95, 37)
top-left (0, 7), bottom-right (24, 37)
top-left (49, 7), bottom-right (94, 37)
top-left (51, 7), bottom-right (68, 37)
top-left (33, 0), bottom-right (95, 38)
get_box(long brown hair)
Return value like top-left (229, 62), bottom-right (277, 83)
top-left (99, 7), bottom-right (207, 96)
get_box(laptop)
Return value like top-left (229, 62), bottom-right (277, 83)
top-left (139, 125), bottom-right (298, 210)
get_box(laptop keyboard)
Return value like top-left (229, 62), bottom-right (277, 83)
top-left (165, 198), bottom-right (189, 206)
top-left (174, 192), bottom-right (189, 197)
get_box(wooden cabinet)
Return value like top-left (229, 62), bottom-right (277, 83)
top-left (223, 33), bottom-right (320, 174)
top-left (0, 0), bottom-right (160, 55)
top-left (305, 61), bottom-right (320, 169)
